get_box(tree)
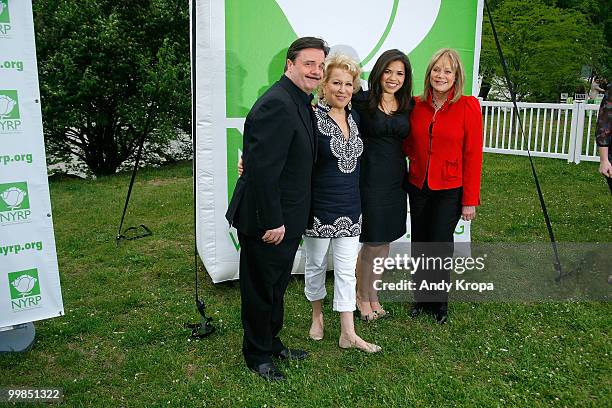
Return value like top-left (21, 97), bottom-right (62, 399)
top-left (34, 0), bottom-right (190, 177)
top-left (553, 0), bottom-right (611, 81)
top-left (480, 0), bottom-right (607, 101)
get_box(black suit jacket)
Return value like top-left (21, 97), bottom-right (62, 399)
top-left (226, 75), bottom-right (316, 239)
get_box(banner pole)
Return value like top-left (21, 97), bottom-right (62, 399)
top-left (188, 0), bottom-right (214, 339)
top-left (484, 0), bottom-right (563, 280)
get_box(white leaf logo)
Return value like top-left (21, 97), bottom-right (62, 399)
top-left (12, 274), bottom-right (37, 297)
top-left (0, 94), bottom-right (17, 119)
top-left (0, 3), bottom-right (5, 16)
top-left (1, 186), bottom-right (27, 210)
top-left (274, 0), bottom-right (441, 70)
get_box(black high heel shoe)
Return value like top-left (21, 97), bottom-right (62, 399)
top-left (433, 304), bottom-right (448, 324)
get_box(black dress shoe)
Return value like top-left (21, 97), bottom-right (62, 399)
top-left (249, 362), bottom-right (285, 381)
top-left (433, 305), bottom-right (448, 324)
top-left (274, 348), bottom-right (308, 360)
top-left (409, 303), bottom-right (425, 318)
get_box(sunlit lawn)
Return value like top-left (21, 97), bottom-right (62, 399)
top-left (1, 154), bottom-right (610, 407)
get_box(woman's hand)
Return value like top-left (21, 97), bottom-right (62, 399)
top-left (461, 205), bottom-right (476, 221)
top-left (238, 155), bottom-right (244, 176)
top-left (599, 159), bottom-right (612, 178)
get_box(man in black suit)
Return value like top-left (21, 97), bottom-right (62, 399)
top-left (226, 37), bottom-right (329, 381)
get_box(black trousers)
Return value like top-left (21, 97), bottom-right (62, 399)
top-left (407, 181), bottom-right (462, 306)
top-left (606, 176), bottom-right (612, 195)
top-left (237, 232), bottom-right (301, 368)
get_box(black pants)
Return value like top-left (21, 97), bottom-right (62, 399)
top-left (237, 232), bottom-right (300, 368)
top-left (407, 181), bottom-right (462, 306)
top-left (606, 176), bottom-right (612, 195)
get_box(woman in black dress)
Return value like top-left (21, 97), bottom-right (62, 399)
top-left (352, 49), bottom-right (413, 320)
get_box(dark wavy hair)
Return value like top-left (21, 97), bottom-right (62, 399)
top-left (367, 49), bottom-right (412, 114)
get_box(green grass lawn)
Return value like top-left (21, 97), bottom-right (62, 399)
top-left (1, 154), bottom-right (610, 407)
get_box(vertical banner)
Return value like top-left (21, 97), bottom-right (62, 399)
top-left (194, 0), bottom-right (484, 282)
top-left (0, 0), bottom-right (64, 326)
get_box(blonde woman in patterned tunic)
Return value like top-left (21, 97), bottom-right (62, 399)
top-left (303, 54), bottom-right (380, 353)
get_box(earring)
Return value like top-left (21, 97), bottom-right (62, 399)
top-left (319, 96), bottom-right (329, 108)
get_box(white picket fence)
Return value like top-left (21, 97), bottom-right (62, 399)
top-left (480, 101), bottom-right (601, 163)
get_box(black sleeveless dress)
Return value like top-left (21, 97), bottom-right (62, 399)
top-left (352, 91), bottom-right (409, 243)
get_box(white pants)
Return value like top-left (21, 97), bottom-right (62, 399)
top-left (303, 236), bottom-right (359, 312)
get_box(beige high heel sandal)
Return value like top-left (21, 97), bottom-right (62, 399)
top-left (338, 335), bottom-right (381, 353)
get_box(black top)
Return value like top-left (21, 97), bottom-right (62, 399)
top-left (352, 90), bottom-right (410, 243)
top-left (305, 101), bottom-right (363, 238)
top-left (595, 83), bottom-right (611, 162)
top-left (226, 75), bottom-right (316, 238)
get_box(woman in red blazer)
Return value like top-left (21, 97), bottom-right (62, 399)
top-left (403, 48), bottom-right (483, 323)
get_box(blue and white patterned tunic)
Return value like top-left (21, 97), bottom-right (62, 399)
top-left (305, 101), bottom-right (363, 238)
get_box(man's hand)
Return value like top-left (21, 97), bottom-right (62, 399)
top-left (262, 225), bottom-right (285, 245)
top-left (240, 153), bottom-right (284, 244)
top-left (461, 205), bottom-right (476, 221)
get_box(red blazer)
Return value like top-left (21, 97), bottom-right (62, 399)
top-left (403, 92), bottom-right (483, 206)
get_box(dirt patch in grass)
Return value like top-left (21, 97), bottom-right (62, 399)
top-left (144, 177), bottom-right (187, 187)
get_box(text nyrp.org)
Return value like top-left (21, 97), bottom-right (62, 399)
top-left (1, 240), bottom-right (43, 256)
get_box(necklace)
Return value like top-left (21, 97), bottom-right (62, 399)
top-left (432, 93), bottom-right (447, 111)
top-left (432, 97), bottom-right (444, 111)
top-left (380, 98), bottom-right (396, 115)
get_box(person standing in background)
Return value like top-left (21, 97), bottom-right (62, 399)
top-left (596, 83), bottom-right (612, 194)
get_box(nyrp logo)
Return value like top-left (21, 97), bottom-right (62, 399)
top-left (0, 0), bottom-right (11, 37)
top-left (0, 0), bottom-right (9, 21)
top-left (0, 90), bottom-right (22, 132)
top-left (9, 268), bottom-right (42, 312)
top-left (0, 90), bottom-right (19, 119)
top-left (0, 181), bottom-right (31, 225)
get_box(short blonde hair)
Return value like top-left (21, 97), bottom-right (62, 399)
top-left (318, 53), bottom-right (362, 100)
top-left (422, 48), bottom-right (465, 104)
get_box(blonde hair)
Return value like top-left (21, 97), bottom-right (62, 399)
top-left (318, 53), bottom-right (362, 100)
top-left (422, 48), bottom-right (465, 104)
